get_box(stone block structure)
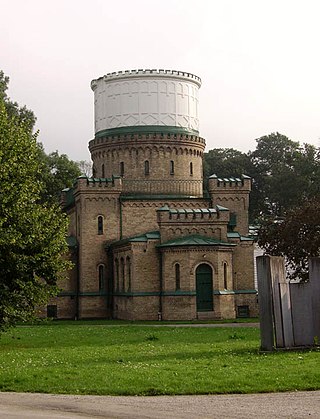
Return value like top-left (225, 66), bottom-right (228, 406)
top-left (52, 69), bottom-right (258, 320)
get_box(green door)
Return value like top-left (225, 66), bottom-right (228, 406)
top-left (196, 264), bottom-right (213, 311)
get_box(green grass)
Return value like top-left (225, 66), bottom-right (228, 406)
top-left (0, 323), bottom-right (319, 396)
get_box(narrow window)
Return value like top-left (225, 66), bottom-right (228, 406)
top-left (170, 160), bottom-right (174, 175)
top-left (175, 263), bottom-right (181, 290)
top-left (126, 256), bottom-right (131, 291)
top-left (101, 163), bottom-right (105, 178)
top-left (190, 162), bottom-right (193, 176)
top-left (120, 161), bottom-right (124, 176)
top-left (77, 215), bottom-right (80, 237)
top-left (98, 216), bottom-right (103, 235)
top-left (223, 262), bottom-right (228, 289)
top-left (120, 257), bottom-right (125, 291)
top-left (144, 160), bottom-right (150, 176)
top-left (115, 259), bottom-right (119, 291)
top-left (98, 265), bottom-right (104, 291)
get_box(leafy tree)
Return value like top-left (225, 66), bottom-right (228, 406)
top-left (1, 70), bottom-right (82, 205)
top-left (258, 196), bottom-right (320, 281)
top-left (250, 133), bottom-right (320, 218)
top-left (0, 100), bottom-right (70, 332)
top-left (37, 147), bottom-right (81, 204)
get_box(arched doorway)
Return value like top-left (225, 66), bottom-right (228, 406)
top-left (196, 264), bottom-right (213, 311)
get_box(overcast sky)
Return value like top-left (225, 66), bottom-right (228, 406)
top-left (1, 0), bottom-right (319, 161)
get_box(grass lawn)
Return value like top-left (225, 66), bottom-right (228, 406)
top-left (0, 322), bottom-right (319, 396)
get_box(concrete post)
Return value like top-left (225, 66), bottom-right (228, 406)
top-left (256, 256), bottom-right (274, 351)
top-left (270, 257), bottom-right (293, 348)
top-left (310, 257), bottom-right (320, 341)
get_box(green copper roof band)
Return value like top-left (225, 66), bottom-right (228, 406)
top-left (95, 125), bottom-right (199, 139)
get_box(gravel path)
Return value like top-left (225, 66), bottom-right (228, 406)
top-left (0, 391), bottom-right (319, 418)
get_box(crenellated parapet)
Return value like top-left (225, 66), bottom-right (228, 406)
top-left (74, 175), bottom-right (122, 191)
top-left (208, 174), bottom-right (251, 192)
top-left (61, 175), bottom-right (123, 210)
top-left (91, 69), bottom-right (201, 88)
top-left (157, 205), bottom-right (230, 243)
top-left (208, 174), bottom-right (251, 236)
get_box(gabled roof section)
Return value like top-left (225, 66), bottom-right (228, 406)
top-left (158, 234), bottom-right (236, 248)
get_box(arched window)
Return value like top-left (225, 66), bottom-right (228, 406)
top-left (98, 216), bottom-right (103, 235)
top-left (98, 265), bottom-right (104, 291)
top-left (223, 262), bottom-right (228, 289)
top-left (115, 258), bottom-right (119, 291)
top-left (170, 160), bottom-right (174, 175)
top-left (175, 263), bottom-right (181, 290)
top-left (190, 162), bottom-right (193, 176)
top-left (126, 256), bottom-right (131, 292)
top-left (120, 161), bottom-right (124, 176)
top-left (101, 163), bottom-right (105, 178)
top-left (144, 160), bottom-right (150, 176)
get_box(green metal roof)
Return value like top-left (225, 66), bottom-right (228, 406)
top-left (108, 231), bottom-right (160, 248)
top-left (227, 232), bottom-right (253, 242)
top-left (63, 188), bottom-right (75, 208)
top-left (158, 235), bottom-right (236, 248)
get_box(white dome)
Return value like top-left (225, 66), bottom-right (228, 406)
top-left (91, 69), bottom-right (201, 137)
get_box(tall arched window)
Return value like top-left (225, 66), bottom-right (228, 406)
top-left (175, 263), bottom-right (181, 290)
top-left (101, 163), bottom-right (105, 178)
top-left (98, 216), bottom-right (103, 235)
top-left (115, 258), bottom-right (119, 291)
top-left (98, 265), bottom-right (104, 291)
top-left (144, 160), bottom-right (150, 176)
top-left (223, 262), bottom-right (228, 289)
top-left (190, 162), bottom-right (193, 176)
top-left (120, 162), bottom-right (124, 176)
top-left (120, 257), bottom-right (125, 291)
top-left (126, 256), bottom-right (131, 292)
top-left (170, 160), bottom-right (174, 175)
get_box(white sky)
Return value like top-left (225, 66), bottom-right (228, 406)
top-left (1, 0), bottom-right (319, 161)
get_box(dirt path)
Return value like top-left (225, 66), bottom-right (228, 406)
top-left (0, 391), bottom-right (319, 418)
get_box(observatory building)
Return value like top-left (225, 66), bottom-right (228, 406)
top-left (57, 69), bottom-right (258, 320)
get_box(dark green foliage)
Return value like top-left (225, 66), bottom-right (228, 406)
top-left (37, 147), bottom-right (81, 204)
top-left (250, 133), bottom-right (320, 217)
top-left (258, 196), bottom-right (320, 281)
top-left (203, 133), bottom-right (320, 222)
top-left (0, 98), bottom-right (69, 332)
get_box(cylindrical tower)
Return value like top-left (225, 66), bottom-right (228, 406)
top-left (89, 69), bottom-right (206, 196)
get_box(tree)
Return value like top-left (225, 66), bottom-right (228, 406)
top-left (1, 71), bottom-right (82, 205)
top-left (250, 133), bottom-right (320, 218)
top-left (258, 196), bottom-right (320, 281)
top-left (0, 100), bottom-right (70, 332)
top-left (37, 147), bottom-right (81, 204)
